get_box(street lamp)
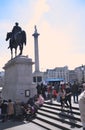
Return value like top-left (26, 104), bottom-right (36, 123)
top-left (81, 64), bottom-right (84, 83)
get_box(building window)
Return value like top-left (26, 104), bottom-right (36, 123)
top-left (37, 76), bottom-right (42, 82)
top-left (33, 77), bottom-right (36, 82)
top-left (33, 76), bottom-right (42, 82)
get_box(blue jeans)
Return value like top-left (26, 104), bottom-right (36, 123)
top-left (73, 93), bottom-right (78, 102)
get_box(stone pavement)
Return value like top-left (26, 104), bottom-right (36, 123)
top-left (0, 120), bottom-right (46, 130)
top-left (0, 120), bottom-right (83, 130)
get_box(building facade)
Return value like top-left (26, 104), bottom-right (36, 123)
top-left (43, 66), bottom-right (69, 83)
top-left (69, 70), bottom-right (77, 84)
top-left (75, 65), bottom-right (85, 84)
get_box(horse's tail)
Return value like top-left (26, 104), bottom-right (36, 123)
top-left (22, 30), bottom-right (26, 45)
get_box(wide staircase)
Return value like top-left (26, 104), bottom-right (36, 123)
top-left (31, 101), bottom-right (82, 130)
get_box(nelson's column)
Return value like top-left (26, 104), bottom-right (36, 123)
top-left (32, 25), bottom-right (43, 84)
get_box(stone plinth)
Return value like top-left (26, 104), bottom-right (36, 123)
top-left (2, 55), bottom-right (37, 102)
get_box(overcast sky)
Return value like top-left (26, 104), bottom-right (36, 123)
top-left (0, 0), bottom-right (85, 71)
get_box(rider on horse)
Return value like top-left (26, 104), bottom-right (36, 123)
top-left (12, 22), bottom-right (22, 35)
top-left (8, 22), bottom-right (22, 48)
top-left (6, 22), bottom-right (26, 58)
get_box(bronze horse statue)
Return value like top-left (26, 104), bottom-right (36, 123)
top-left (6, 30), bottom-right (26, 59)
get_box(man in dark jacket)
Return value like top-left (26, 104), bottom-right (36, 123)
top-left (1, 100), bottom-right (8, 122)
top-left (12, 22), bottom-right (22, 36)
top-left (71, 81), bottom-right (79, 103)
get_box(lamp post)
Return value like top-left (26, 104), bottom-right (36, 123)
top-left (81, 64), bottom-right (84, 83)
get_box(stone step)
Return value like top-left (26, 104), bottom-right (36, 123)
top-left (31, 101), bottom-right (82, 130)
top-left (38, 109), bottom-right (82, 127)
top-left (32, 119), bottom-right (61, 130)
top-left (44, 101), bottom-right (80, 111)
top-left (32, 117), bottom-right (70, 130)
top-left (40, 106), bottom-right (81, 122)
top-left (43, 103), bottom-right (80, 116)
top-left (44, 101), bottom-right (80, 117)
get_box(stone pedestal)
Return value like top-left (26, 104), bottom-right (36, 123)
top-left (2, 55), bottom-right (37, 102)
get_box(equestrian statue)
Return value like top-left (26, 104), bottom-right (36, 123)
top-left (6, 22), bottom-right (26, 59)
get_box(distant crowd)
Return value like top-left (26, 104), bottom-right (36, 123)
top-left (36, 81), bottom-right (83, 110)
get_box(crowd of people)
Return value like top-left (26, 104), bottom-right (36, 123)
top-left (0, 94), bottom-right (44, 123)
top-left (36, 81), bottom-right (81, 111)
top-left (36, 81), bottom-right (85, 130)
top-left (0, 81), bottom-right (83, 126)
